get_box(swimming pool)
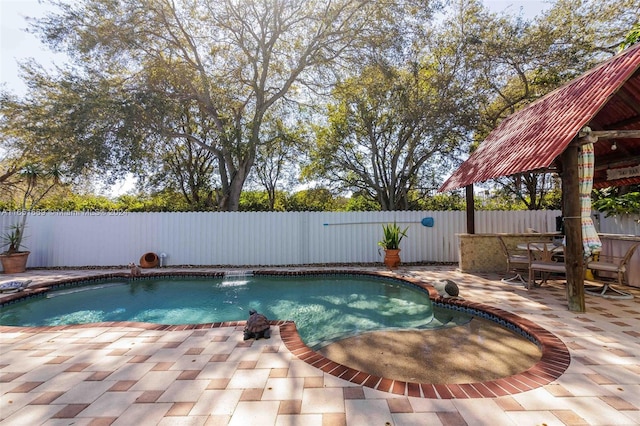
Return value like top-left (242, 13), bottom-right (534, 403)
top-left (0, 274), bottom-right (472, 349)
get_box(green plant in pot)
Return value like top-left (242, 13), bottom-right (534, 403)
top-left (0, 224), bottom-right (30, 274)
top-left (378, 222), bottom-right (408, 269)
top-left (2, 224), bottom-right (25, 254)
top-left (0, 163), bottom-right (63, 274)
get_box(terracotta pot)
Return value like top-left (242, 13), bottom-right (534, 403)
top-left (383, 249), bottom-right (401, 269)
top-left (0, 251), bottom-right (30, 274)
top-left (139, 252), bottom-right (159, 268)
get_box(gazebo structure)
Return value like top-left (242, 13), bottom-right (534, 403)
top-left (440, 43), bottom-right (640, 312)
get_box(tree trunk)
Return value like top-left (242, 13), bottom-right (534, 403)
top-left (220, 159), bottom-right (253, 211)
top-left (224, 179), bottom-right (244, 211)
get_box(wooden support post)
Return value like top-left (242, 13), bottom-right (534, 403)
top-left (561, 145), bottom-right (586, 312)
top-left (465, 184), bottom-right (475, 235)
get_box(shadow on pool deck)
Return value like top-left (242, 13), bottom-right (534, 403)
top-left (1, 265), bottom-right (639, 425)
top-left (317, 316), bottom-right (542, 384)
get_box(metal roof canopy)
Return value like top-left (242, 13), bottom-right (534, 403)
top-left (440, 43), bottom-right (640, 192)
top-left (439, 44), bottom-right (640, 313)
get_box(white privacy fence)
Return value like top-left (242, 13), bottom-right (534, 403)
top-left (0, 210), bottom-right (636, 268)
top-left (595, 213), bottom-right (640, 235)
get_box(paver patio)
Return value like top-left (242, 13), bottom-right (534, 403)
top-left (1, 265), bottom-right (639, 425)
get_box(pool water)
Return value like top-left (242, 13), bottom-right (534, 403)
top-left (0, 275), bottom-right (472, 349)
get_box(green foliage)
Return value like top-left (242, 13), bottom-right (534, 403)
top-left (307, 59), bottom-right (475, 211)
top-left (415, 193), bottom-right (465, 211)
top-left (1, 225), bottom-right (25, 254)
top-left (0, 162), bottom-right (65, 250)
top-left (124, 191), bottom-right (194, 212)
top-left (286, 188), bottom-right (338, 212)
top-left (141, 134), bottom-right (219, 211)
top-left (487, 173), bottom-right (562, 210)
top-left (16, 0), bottom-right (420, 211)
top-left (41, 193), bottom-right (120, 212)
top-left (165, 189), bottom-right (207, 211)
top-left (464, 1), bottom-right (637, 206)
top-left (593, 190), bottom-right (640, 217)
top-left (240, 191), bottom-right (287, 212)
top-left (341, 194), bottom-right (381, 212)
top-left (4, 0), bottom-right (636, 213)
top-left (476, 195), bottom-right (527, 211)
top-left (114, 195), bottom-right (149, 212)
top-left (620, 21), bottom-right (640, 50)
top-left (377, 223), bottom-right (408, 250)
top-left (240, 191), bottom-right (271, 211)
top-left (251, 111), bottom-right (306, 210)
top-left (37, 190), bottom-right (196, 213)
top-left (540, 187), bottom-right (563, 210)
top-left (470, 182), bottom-right (562, 211)
top-left (0, 69), bottom-right (144, 182)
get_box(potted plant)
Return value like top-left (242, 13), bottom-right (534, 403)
top-left (378, 222), bottom-right (408, 269)
top-left (0, 163), bottom-right (63, 274)
top-left (0, 224), bottom-right (30, 273)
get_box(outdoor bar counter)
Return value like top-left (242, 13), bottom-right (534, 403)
top-left (458, 232), bottom-right (640, 288)
top-left (457, 233), bottom-right (559, 274)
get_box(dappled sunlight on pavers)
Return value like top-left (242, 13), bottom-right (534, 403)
top-left (1, 265), bottom-right (639, 424)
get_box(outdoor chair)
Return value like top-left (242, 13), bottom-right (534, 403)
top-left (497, 236), bottom-right (529, 286)
top-left (585, 242), bottom-right (639, 300)
top-left (526, 241), bottom-right (566, 290)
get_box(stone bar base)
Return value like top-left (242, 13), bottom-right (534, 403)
top-left (458, 233), bottom-right (559, 273)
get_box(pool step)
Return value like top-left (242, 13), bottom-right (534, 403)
top-left (46, 283), bottom-right (127, 298)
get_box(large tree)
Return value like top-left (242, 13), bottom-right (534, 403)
top-left (137, 103), bottom-right (219, 210)
top-left (306, 59), bottom-right (475, 210)
top-left (250, 112), bottom-right (305, 211)
top-left (20, 0), bottom-right (437, 211)
top-left (0, 66), bottom-right (149, 184)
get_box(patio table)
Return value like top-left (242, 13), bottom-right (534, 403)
top-left (517, 242), bottom-right (563, 261)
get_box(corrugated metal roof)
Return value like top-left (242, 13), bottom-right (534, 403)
top-left (440, 43), bottom-right (640, 192)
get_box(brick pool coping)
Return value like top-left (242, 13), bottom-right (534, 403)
top-left (0, 269), bottom-right (570, 399)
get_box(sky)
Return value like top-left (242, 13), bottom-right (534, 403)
top-left (1, 0), bottom-right (65, 96)
top-left (1, 0), bottom-right (553, 96)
